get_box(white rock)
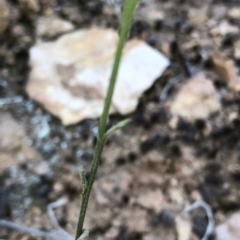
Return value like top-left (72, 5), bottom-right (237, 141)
top-left (26, 28), bottom-right (169, 125)
top-left (170, 74), bottom-right (221, 121)
top-left (215, 212), bottom-right (240, 240)
top-left (36, 16), bottom-right (74, 37)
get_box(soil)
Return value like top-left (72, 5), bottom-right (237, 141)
top-left (1, 0), bottom-right (240, 240)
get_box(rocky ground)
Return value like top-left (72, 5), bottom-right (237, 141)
top-left (1, 0), bottom-right (240, 240)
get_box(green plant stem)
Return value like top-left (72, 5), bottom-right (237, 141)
top-left (75, 1), bottom-right (139, 239)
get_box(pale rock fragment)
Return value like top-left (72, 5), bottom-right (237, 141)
top-left (168, 188), bottom-right (184, 205)
top-left (33, 161), bottom-right (51, 176)
top-left (0, 113), bottom-right (41, 170)
top-left (132, 189), bottom-right (164, 212)
top-left (19, 0), bottom-right (40, 13)
top-left (104, 227), bottom-right (119, 239)
top-left (210, 20), bottom-right (239, 36)
top-left (137, 0), bottom-right (164, 24)
top-left (53, 182), bottom-right (64, 194)
top-left (215, 211), bottom-right (240, 240)
top-left (229, 111), bottom-right (238, 122)
top-left (228, 8), bottom-right (240, 20)
top-left (26, 28), bottom-right (169, 125)
top-left (176, 215), bottom-right (192, 240)
top-left (103, 0), bottom-right (122, 13)
top-left (0, 113), bottom-right (25, 152)
top-left (121, 208), bottom-right (149, 233)
top-left (168, 116), bottom-right (178, 130)
top-left (211, 5), bottom-right (227, 20)
top-left (211, 52), bottom-right (240, 92)
top-left (36, 16), bottom-right (74, 37)
top-left (190, 191), bottom-right (202, 202)
top-left (188, 7), bottom-right (208, 26)
top-left (211, 52), bottom-right (237, 82)
top-left (0, 0), bottom-right (10, 34)
top-left (143, 230), bottom-right (176, 240)
top-left (170, 74), bottom-right (221, 121)
top-left (234, 40), bottom-right (240, 60)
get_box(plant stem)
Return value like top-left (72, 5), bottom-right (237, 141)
top-left (75, 1), bottom-right (139, 239)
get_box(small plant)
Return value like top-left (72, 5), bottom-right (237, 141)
top-left (75, 0), bottom-right (139, 239)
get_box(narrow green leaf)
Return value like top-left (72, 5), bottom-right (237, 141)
top-left (105, 118), bottom-right (131, 139)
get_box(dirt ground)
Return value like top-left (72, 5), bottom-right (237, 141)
top-left (1, 0), bottom-right (240, 239)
